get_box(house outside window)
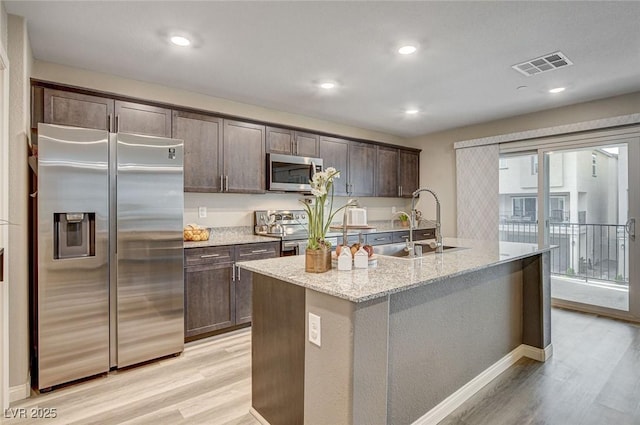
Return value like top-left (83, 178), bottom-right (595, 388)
top-left (499, 157), bottom-right (508, 169)
top-left (592, 153), bottom-right (597, 177)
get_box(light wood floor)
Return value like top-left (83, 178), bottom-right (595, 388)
top-left (441, 308), bottom-right (640, 425)
top-left (5, 328), bottom-right (259, 425)
top-left (6, 308), bottom-right (640, 424)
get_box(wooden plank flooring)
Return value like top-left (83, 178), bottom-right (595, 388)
top-left (440, 308), bottom-right (640, 425)
top-left (6, 308), bottom-right (640, 424)
top-left (5, 328), bottom-right (259, 425)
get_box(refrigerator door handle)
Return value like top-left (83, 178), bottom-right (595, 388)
top-left (626, 218), bottom-right (636, 240)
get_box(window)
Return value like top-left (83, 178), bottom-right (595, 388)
top-left (549, 195), bottom-right (567, 222)
top-left (531, 155), bottom-right (538, 175)
top-left (592, 153), bottom-right (597, 177)
top-left (512, 197), bottom-right (537, 221)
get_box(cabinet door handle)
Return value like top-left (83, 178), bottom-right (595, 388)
top-left (236, 265), bottom-right (241, 280)
top-left (232, 264), bottom-right (236, 281)
top-left (374, 237), bottom-right (387, 241)
top-left (200, 254), bottom-right (220, 258)
top-left (422, 233), bottom-right (433, 237)
top-left (107, 114), bottom-right (112, 132)
top-left (224, 175), bottom-right (229, 192)
top-left (220, 175), bottom-right (224, 193)
top-left (115, 115), bottom-right (120, 133)
top-left (401, 235), bottom-right (409, 240)
top-left (251, 249), bottom-right (268, 253)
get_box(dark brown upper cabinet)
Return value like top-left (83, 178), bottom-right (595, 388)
top-left (293, 131), bottom-right (319, 157)
top-left (399, 149), bottom-right (420, 198)
top-left (348, 141), bottom-right (375, 197)
top-left (172, 111), bottom-right (223, 193)
top-left (266, 126), bottom-right (319, 157)
top-left (40, 88), bottom-right (171, 137)
top-left (223, 120), bottom-right (266, 193)
top-left (115, 101), bottom-right (172, 137)
top-left (319, 136), bottom-right (349, 196)
top-left (42, 88), bottom-right (114, 131)
top-left (376, 146), bottom-right (399, 197)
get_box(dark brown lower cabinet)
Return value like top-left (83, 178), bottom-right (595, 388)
top-left (184, 241), bottom-right (279, 339)
top-left (184, 263), bottom-right (235, 337)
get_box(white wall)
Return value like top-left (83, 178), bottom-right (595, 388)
top-left (7, 13), bottom-right (31, 401)
top-left (184, 192), bottom-right (409, 228)
top-left (0, 0), bottom-right (10, 410)
top-left (408, 91), bottom-right (640, 237)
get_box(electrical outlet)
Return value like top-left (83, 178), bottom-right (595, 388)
top-left (308, 312), bottom-right (321, 347)
top-left (198, 206), bottom-right (207, 218)
top-left (392, 206), bottom-right (397, 214)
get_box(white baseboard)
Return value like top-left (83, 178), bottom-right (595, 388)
top-left (521, 343), bottom-right (553, 362)
top-left (412, 343), bottom-right (553, 425)
top-left (9, 382), bottom-right (30, 403)
top-left (249, 407), bottom-right (271, 425)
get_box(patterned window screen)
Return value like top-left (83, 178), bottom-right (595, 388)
top-left (456, 144), bottom-right (499, 240)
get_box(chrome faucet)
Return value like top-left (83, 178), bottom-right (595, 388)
top-left (409, 188), bottom-right (443, 254)
top-left (341, 198), bottom-right (359, 246)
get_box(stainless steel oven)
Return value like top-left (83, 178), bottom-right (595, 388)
top-left (254, 209), bottom-right (336, 256)
top-left (281, 237), bottom-right (338, 256)
top-left (267, 153), bottom-right (323, 192)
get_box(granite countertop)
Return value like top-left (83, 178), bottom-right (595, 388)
top-left (237, 238), bottom-right (554, 303)
top-left (183, 221), bottom-right (436, 249)
top-left (183, 226), bottom-right (277, 248)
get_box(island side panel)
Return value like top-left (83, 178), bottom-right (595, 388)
top-left (522, 252), bottom-right (552, 349)
top-left (303, 289), bottom-right (356, 425)
top-left (252, 274), bottom-right (306, 425)
top-left (387, 261), bottom-right (523, 425)
top-left (352, 296), bottom-right (391, 425)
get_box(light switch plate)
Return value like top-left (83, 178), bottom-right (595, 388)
top-left (308, 312), bottom-right (321, 347)
top-left (198, 206), bottom-right (207, 218)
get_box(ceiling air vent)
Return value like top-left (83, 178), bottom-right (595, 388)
top-left (512, 51), bottom-right (573, 77)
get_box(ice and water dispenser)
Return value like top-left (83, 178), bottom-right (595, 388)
top-left (53, 212), bottom-right (96, 259)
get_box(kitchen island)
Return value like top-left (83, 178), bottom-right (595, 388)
top-left (238, 238), bottom-right (553, 425)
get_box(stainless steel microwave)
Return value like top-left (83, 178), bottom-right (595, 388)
top-left (267, 153), bottom-right (323, 192)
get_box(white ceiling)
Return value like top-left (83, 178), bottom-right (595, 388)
top-left (5, 1), bottom-right (640, 138)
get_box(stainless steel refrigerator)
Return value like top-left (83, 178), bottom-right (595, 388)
top-left (35, 123), bottom-right (184, 390)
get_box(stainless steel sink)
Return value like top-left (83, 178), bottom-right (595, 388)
top-left (373, 242), bottom-right (465, 258)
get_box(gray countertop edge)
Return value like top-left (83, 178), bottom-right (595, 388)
top-left (183, 222), bottom-right (436, 248)
top-left (237, 241), bottom-right (555, 303)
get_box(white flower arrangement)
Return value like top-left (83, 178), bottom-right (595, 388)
top-left (300, 167), bottom-right (352, 251)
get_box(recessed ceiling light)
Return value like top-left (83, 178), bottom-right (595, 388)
top-left (549, 87), bottom-right (566, 94)
top-left (398, 45), bottom-right (417, 55)
top-left (319, 82), bottom-right (336, 90)
top-left (405, 109), bottom-right (419, 115)
top-left (170, 36), bottom-right (191, 47)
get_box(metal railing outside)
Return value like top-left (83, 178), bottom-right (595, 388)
top-left (499, 220), bottom-right (629, 285)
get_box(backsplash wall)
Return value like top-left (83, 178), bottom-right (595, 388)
top-left (184, 193), bottom-right (412, 228)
